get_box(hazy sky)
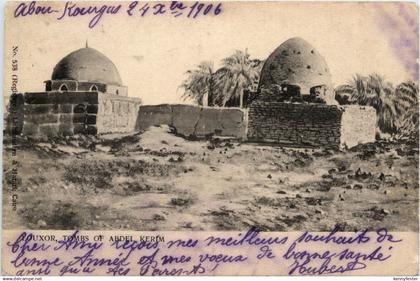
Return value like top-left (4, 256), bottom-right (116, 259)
top-left (4, 1), bottom-right (419, 104)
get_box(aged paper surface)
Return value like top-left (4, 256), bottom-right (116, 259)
top-left (2, 0), bottom-right (419, 276)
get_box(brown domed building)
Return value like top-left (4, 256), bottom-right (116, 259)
top-left (256, 37), bottom-right (337, 105)
top-left (11, 45), bottom-right (141, 137)
top-left (45, 46), bottom-right (127, 96)
top-left (247, 37), bottom-right (376, 148)
top-left (10, 40), bottom-right (376, 148)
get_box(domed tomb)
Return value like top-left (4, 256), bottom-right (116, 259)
top-left (45, 47), bottom-right (127, 96)
top-left (258, 37), bottom-right (336, 104)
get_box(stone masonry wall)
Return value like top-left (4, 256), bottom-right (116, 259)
top-left (14, 92), bottom-right (375, 147)
top-left (137, 104), bottom-right (247, 139)
top-left (248, 101), bottom-right (376, 148)
top-left (248, 102), bottom-right (343, 147)
top-left (340, 105), bottom-right (377, 148)
top-left (20, 91), bottom-right (141, 137)
top-left (96, 94), bottom-right (142, 134)
top-left (5, 94), bottom-right (25, 135)
top-left (22, 91), bottom-right (99, 137)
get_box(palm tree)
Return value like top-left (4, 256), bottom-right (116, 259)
top-left (335, 74), bottom-right (398, 134)
top-left (180, 61), bottom-right (215, 106)
top-left (216, 50), bottom-right (260, 107)
top-left (395, 81), bottom-right (419, 115)
top-left (180, 52), bottom-right (262, 107)
top-left (395, 81), bottom-right (419, 141)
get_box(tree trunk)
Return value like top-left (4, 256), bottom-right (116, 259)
top-left (202, 93), bottom-right (208, 106)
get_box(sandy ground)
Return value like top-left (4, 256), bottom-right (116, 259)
top-left (2, 126), bottom-right (419, 231)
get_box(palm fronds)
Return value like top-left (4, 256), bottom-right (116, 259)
top-left (216, 50), bottom-right (260, 107)
top-left (395, 82), bottom-right (419, 141)
top-left (180, 51), bottom-right (262, 107)
top-left (180, 61), bottom-right (215, 105)
top-left (335, 74), bottom-right (419, 140)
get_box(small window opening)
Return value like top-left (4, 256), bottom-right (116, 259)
top-left (59, 84), bottom-right (68, 92)
top-left (90, 85), bottom-right (98, 91)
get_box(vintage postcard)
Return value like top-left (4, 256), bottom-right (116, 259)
top-left (2, 0), bottom-right (419, 277)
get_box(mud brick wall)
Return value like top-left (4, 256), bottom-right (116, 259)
top-left (21, 91), bottom-right (141, 137)
top-left (96, 94), bottom-right (142, 134)
top-left (22, 92), bottom-right (99, 137)
top-left (248, 102), bottom-right (376, 148)
top-left (248, 102), bottom-right (343, 147)
top-left (137, 104), bottom-right (248, 139)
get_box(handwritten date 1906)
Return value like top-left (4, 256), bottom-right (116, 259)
top-left (13, 1), bottom-right (224, 29)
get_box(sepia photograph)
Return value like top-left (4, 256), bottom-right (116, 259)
top-left (1, 0), bottom-right (419, 276)
top-left (3, 1), bottom-right (419, 232)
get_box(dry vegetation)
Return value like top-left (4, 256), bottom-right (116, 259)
top-left (3, 125), bottom-right (418, 231)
